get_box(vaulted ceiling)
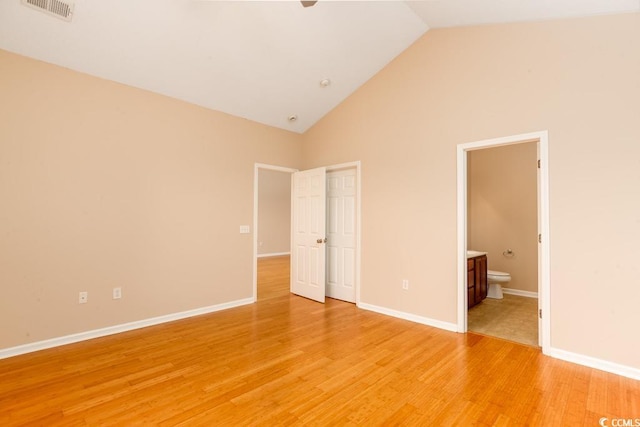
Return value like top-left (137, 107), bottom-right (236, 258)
top-left (1, 0), bottom-right (638, 133)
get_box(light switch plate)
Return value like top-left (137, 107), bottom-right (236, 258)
top-left (240, 225), bottom-right (250, 234)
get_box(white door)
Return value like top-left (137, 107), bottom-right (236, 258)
top-left (290, 167), bottom-right (327, 303)
top-left (326, 169), bottom-right (357, 303)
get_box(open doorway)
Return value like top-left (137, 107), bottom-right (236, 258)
top-left (457, 131), bottom-right (550, 353)
top-left (253, 162), bottom-right (361, 305)
top-left (253, 164), bottom-right (297, 302)
top-left (466, 142), bottom-right (538, 346)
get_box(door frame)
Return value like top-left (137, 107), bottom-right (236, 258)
top-left (252, 163), bottom-right (298, 302)
top-left (252, 161), bottom-right (361, 304)
top-left (456, 131), bottom-right (550, 354)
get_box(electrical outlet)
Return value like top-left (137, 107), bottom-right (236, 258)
top-left (402, 279), bottom-right (409, 290)
top-left (113, 287), bottom-right (122, 299)
top-left (79, 291), bottom-right (88, 304)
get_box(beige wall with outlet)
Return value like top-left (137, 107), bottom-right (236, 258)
top-left (0, 49), bottom-right (302, 349)
top-left (467, 142), bottom-right (538, 294)
top-left (302, 13), bottom-right (640, 369)
top-left (257, 169), bottom-right (291, 256)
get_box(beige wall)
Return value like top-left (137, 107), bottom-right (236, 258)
top-left (468, 142), bottom-right (538, 293)
top-left (3, 13), bottom-right (640, 373)
top-left (0, 50), bottom-right (302, 349)
top-left (302, 14), bottom-right (640, 369)
top-left (257, 169), bottom-right (291, 255)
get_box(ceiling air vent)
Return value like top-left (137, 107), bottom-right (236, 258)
top-left (21, 0), bottom-right (74, 22)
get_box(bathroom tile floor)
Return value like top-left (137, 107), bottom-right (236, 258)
top-left (468, 294), bottom-right (539, 347)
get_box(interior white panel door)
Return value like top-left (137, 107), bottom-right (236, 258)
top-left (291, 167), bottom-right (327, 303)
top-left (326, 169), bottom-right (356, 303)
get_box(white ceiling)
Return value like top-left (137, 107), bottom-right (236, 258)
top-left (1, 0), bottom-right (638, 133)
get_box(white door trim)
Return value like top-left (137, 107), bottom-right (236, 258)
top-left (456, 131), bottom-right (550, 354)
top-left (253, 163), bottom-right (298, 302)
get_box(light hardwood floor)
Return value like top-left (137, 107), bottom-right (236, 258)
top-left (1, 255), bottom-right (638, 425)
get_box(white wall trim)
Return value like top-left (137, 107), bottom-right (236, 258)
top-left (257, 252), bottom-right (290, 258)
top-left (326, 161), bottom-right (360, 172)
top-left (456, 142), bottom-right (468, 331)
top-left (0, 297), bottom-right (254, 360)
top-left (358, 302), bottom-right (458, 332)
top-left (547, 347), bottom-right (640, 381)
top-left (502, 288), bottom-right (538, 298)
top-left (254, 163), bottom-right (298, 174)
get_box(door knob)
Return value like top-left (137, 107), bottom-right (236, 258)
top-left (317, 238), bottom-right (327, 243)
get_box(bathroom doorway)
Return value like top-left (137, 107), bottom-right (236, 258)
top-left (456, 131), bottom-right (550, 352)
top-left (467, 142), bottom-right (538, 346)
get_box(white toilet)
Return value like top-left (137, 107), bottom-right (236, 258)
top-left (486, 270), bottom-right (511, 299)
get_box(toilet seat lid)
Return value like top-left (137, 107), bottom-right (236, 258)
top-left (487, 270), bottom-right (509, 277)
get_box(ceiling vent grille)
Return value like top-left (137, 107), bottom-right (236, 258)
top-left (21, 0), bottom-right (74, 22)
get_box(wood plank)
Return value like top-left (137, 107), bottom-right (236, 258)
top-left (0, 255), bottom-right (638, 425)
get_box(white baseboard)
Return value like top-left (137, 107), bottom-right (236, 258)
top-left (502, 287), bottom-right (538, 298)
top-left (357, 302), bottom-right (458, 332)
top-left (546, 347), bottom-right (640, 381)
top-left (257, 252), bottom-right (290, 258)
top-left (357, 303), bottom-right (640, 380)
top-left (6, 297), bottom-right (638, 382)
top-left (0, 297), bottom-right (255, 360)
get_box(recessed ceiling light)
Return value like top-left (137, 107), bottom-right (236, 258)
top-left (288, 114), bottom-right (298, 122)
top-left (320, 78), bottom-right (331, 88)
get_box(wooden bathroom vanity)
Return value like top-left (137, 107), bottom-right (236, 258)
top-left (467, 253), bottom-right (488, 309)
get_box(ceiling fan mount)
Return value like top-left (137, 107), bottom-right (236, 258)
top-left (300, 1), bottom-right (318, 8)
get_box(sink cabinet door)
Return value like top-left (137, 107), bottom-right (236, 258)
top-left (467, 259), bottom-right (475, 309)
top-left (475, 255), bottom-right (488, 303)
top-left (467, 255), bottom-right (488, 309)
